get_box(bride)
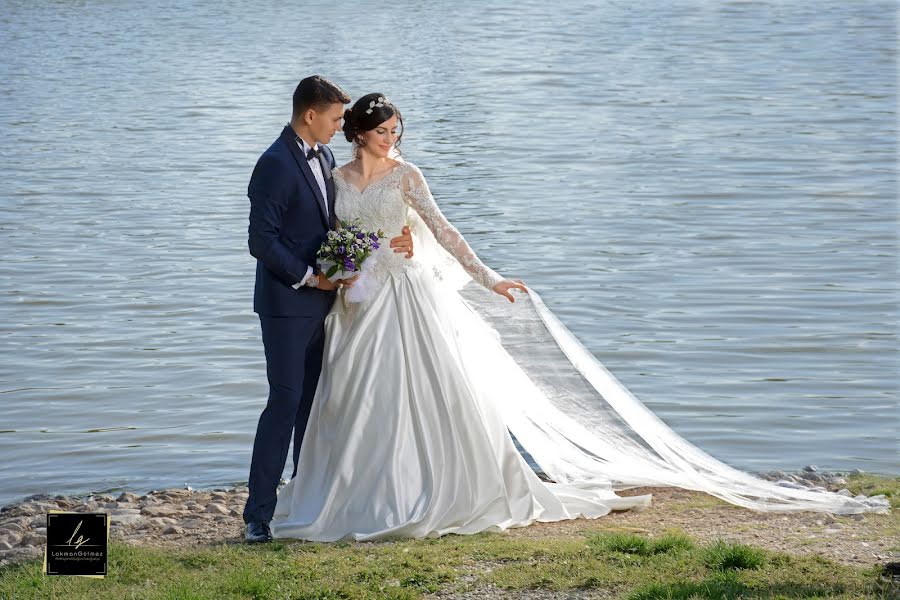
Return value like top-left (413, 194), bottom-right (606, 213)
top-left (270, 94), bottom-right (889, 541)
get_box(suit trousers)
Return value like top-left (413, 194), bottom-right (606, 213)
top-left (242, 314), bottom-right (326, 524)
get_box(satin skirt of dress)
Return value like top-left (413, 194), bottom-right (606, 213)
top-left (270, 267), bottom-right (652, 541)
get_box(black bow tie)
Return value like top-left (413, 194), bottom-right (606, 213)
top-left (305, 146), bottom-right (321, 161)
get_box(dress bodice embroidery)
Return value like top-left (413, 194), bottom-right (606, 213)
top-left (332, 161), bottom-right (504, 292)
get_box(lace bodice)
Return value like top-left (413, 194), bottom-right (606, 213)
top-left (332, 161), bottom-right (504, 291)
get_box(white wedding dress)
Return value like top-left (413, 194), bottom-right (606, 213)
top-left (271, 160), bottom-right (889, 542)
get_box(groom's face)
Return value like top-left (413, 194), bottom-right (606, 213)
top-left (308, 102), bottom-right (346, 145)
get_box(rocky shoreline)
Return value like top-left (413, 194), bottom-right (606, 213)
top-left (0, 467), bottom-right (894, 570)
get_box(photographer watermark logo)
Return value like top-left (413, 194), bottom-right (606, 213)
top-left (43, 511), bottom-right (108, 577)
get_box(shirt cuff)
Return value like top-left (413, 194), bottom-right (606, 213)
top-left (291, 265), bottom-right (315, 289)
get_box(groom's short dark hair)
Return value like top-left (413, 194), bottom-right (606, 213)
top-left (293, 76), bottom-right (351, 116)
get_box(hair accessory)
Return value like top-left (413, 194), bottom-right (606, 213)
top-left (365, 97), bottom-right (386, 114)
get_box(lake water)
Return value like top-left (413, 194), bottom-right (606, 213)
top-left (0, 0), bottom-right (896, 506)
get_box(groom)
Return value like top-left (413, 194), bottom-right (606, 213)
top-left (243, 75), bottom-right (414, 542)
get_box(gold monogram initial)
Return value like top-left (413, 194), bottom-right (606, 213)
top-left (65, 520), bottom-right (90, 550)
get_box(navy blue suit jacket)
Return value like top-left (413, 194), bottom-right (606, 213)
top-left (248, 125), bottom-right (338, 317)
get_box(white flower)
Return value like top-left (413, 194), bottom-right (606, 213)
top-left (365, 96), bottom-right (387, 115)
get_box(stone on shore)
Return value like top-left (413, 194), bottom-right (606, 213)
top-left (204, 503), bottom-right (229, 515)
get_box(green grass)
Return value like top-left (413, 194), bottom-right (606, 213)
top-left (701, 540), bottom-right (766, 571)
top-left (1, 530), bottom-right (896, 599)
top-left (627, 569), bottom-right (877, 600)
top-left (587, 532), bottom-right (695, 557)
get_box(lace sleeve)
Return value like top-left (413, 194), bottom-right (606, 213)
top-left (400, 164), bottom-right (504, 290)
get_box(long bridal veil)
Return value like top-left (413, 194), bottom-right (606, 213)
top-left (404, 194), bottom-right (890, 515)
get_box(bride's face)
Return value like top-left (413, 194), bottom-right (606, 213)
top-left (360, 115), bottom-right (399, 159)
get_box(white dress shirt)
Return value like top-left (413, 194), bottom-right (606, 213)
top-left (292, 137), bottom-right (328, 289)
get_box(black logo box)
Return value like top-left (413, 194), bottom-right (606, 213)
top-left (44, 512), bottom-right (109, 577)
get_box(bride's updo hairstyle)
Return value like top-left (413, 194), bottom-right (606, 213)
top-left (342, 92), bottom-right (404, 156)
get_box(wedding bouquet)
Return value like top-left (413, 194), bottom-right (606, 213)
top-left (317, 218), bottom-right (385, 282)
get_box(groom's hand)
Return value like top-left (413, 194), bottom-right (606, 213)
top-left (338, 274), bottom-right (359, 288)
top-left (314, 272), bottom-right (340, 292)
top-left (390, 226), bottom-right (414, 259)
top-left (314, 271), bottom-right (358, 291)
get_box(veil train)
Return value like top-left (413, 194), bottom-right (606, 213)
top-left (404, 188), bottom-right (890, 515)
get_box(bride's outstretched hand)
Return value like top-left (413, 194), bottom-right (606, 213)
top-left (492, 279), bottom-right (529, 303)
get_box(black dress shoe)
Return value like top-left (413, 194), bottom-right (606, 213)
top-left (245, 521), bottom-right (273, 543)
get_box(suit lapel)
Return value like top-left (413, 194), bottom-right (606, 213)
top-left (281, 126), bottom-right (330, 229)
top-left (319, 153), bottom-right (337, 229)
